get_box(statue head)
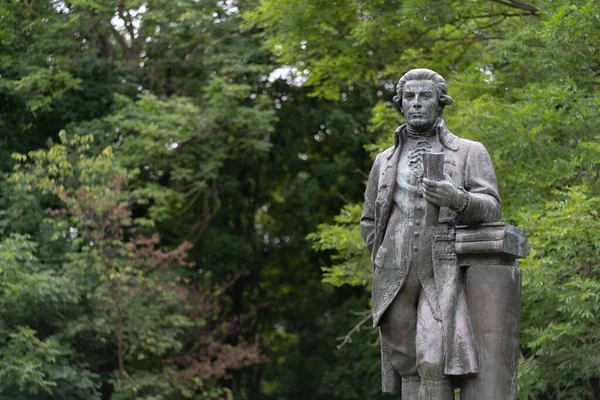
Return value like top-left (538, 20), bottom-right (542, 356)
top-left (393, 69), bottom-right (453, 130)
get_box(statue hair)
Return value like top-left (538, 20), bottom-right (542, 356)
top-left (393, 68), bottom-right (453, 116)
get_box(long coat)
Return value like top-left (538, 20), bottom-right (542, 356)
top-left (360, 120), bottom-right (501, 392)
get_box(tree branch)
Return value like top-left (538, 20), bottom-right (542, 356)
top-left (457, 11), bottom-right (540, 20)
top-left (71, 14), bottom-right (98, 57)
top-left (180, 41), bottom-right (203, 59)
top-left (475, 16), bottom-right (509, 31)
top-left (23, 0), bottom-right (40, 17)
top-left (435, 36), bottom-right (505, 52)
top-left (335, 310), bottom-right (373, 349)
top-left (108, 21), bottom-right (132, 56)
top-left (120, 7), bottom-right (137, 42)
top-left (489, 0), bottom-right (540, 16)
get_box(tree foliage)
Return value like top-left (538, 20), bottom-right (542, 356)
top-left (4, 131), bottom-right (267, 399)
top-left (1, 0), bottom-right (600, 399)
top-left (257, 0), bottom-right (600, 398)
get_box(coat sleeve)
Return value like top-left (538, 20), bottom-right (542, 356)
top-left (458, 141), bottom-right (501, 225)
top-left (360, 153), bottom-right (382, 254)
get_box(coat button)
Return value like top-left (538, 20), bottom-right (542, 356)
top-left (415, 221), bottom-right (421, 226)
top-left (414, 231), bottom-right (420, 237)
top-left (412, 246), bottom-right (418, 251)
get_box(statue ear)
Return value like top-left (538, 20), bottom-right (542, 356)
top-left (440, 94), bottom-right (453, 106)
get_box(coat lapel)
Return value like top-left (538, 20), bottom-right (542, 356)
top-left (375, 135), bottom-right (402, 246)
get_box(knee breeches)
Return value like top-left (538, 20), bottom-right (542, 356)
top-left (379, 262), bottom-right (445, 380)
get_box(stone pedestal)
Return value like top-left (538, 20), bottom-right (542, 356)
top-left (456, 223), bottom-right (527, 400)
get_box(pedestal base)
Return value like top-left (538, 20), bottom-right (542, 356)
top-left (460, 261), bottom-right (522, 400)
top-left (455, 223), bottom-right (526, 400)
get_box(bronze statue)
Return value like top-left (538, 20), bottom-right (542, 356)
top-left (360, 68), bottom-right (502, 399)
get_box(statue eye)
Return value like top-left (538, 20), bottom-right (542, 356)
top-left (404, 93), bottom-right (414, 99)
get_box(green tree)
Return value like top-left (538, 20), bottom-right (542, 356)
top-left (0, 0), bottom-right (376, 398)
top-left (8, 0), bottom-right (600, 398)
top-left (256, 0), bottom-right (600, 398)
top-left (7, 131), bottom-right (266, 399)
top-left (0, 234), bottom-right (100, 400)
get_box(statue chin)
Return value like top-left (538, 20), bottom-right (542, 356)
top-left (405, 115), bottom-right (438, 131)
top-left (407, 120), bottom-right (436, 132)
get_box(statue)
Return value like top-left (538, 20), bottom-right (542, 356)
top-left (360, 68), bottom-right (510, 399)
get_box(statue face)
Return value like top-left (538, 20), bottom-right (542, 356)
top-left (401, 80), bottom-right (440, 131)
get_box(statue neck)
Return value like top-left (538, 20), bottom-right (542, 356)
top-left (405, 122), bottom-right (438, 139)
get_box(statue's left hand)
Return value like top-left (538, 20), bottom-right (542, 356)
top-left (422, 173), bottom-right (467, 210)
